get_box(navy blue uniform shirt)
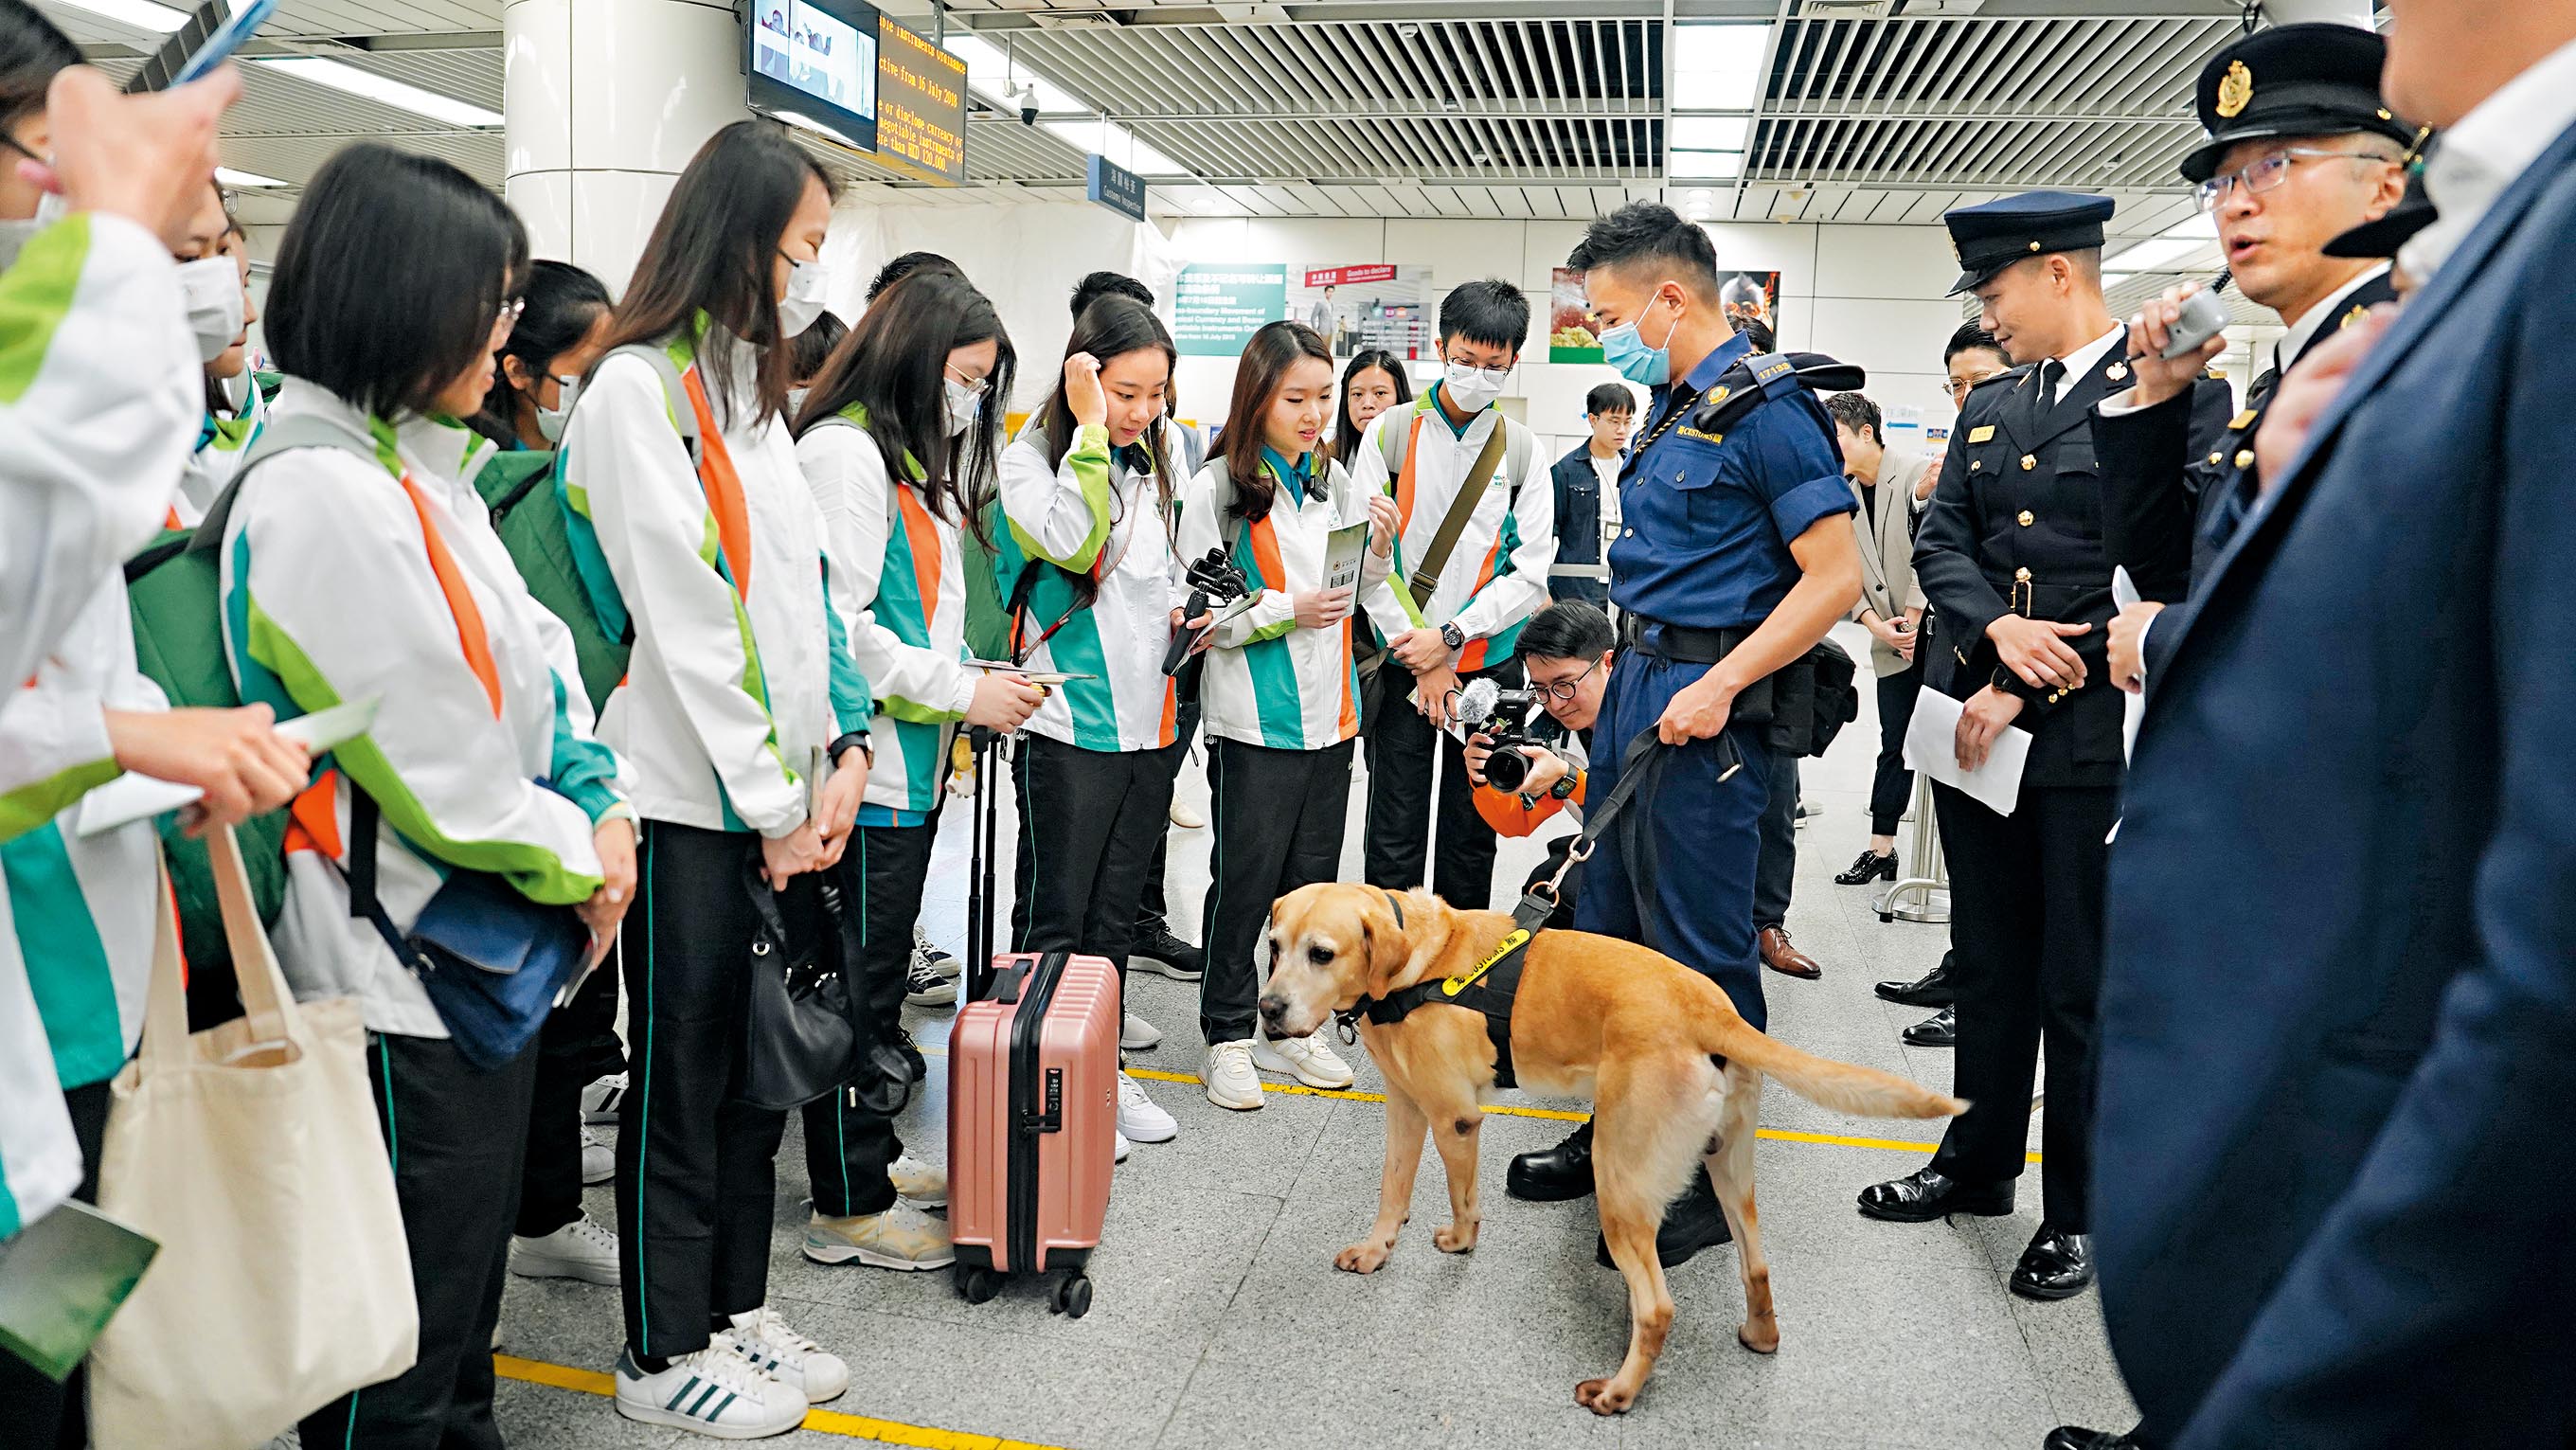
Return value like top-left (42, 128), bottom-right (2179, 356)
top-left (1610, 329), bottom-right (1852, 630)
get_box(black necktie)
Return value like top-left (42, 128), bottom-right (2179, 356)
top-left (2039, 359), bottom-right (2065, 413)
top-left (2247, 366), bottom-right (2282, 410)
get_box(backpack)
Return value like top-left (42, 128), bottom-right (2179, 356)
top-left (121, 413), bottom-right (387, 982)
top-left (1373, 403), bottom-right (1535, 510)
top-left (474, 449), bottom-right (625, 714)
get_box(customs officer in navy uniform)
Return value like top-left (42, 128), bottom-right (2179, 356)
top-left (1855, 193), bottom-right (2232, 1304)
top-left (1505, 202), bottom-right (1859, 1268)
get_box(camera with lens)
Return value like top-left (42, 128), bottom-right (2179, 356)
top-left (1456, 676), bottom-right (1548, 794)
top-left (1162, 547), bottom-right (1254, 676)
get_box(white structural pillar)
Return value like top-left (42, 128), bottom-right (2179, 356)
top-left (503, 0), bottom-right (751, 292)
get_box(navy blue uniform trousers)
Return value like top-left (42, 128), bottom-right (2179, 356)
top-left (1572, 652), bottom-right (1773, 1032)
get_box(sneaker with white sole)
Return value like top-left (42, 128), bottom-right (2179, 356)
top-left (888, 1153), bottom-right (946, 1208)
top-left (614, 1344), bottom-right (806, 1440)
top-left (581, 1124), bottom-right (614, 1186)
top-left (1251, 1029), bottom-right (1354, 1089)
top-left (912, 925), bottom-right (962, 980)
top-left (721, 1307), bottom-right (848, 1405)
top-left (1114, 1130), bottom-right (1131, 1164)
top-left (1120, 1011), bottom-right (1162, 1050)
top-left (803, 1200), bottom-right (956, 1270)
top-left (1118, 1070), bottom-right (1178, 1141)
top-left (510, 1214), bottom-right (621, 1286)
top-left (581, 1072), bottom-right (627, 1124)
top-left (1202, 1040), bottom-right (1264, 1111)
top-left (903, 957), bottom-right (958, 1008)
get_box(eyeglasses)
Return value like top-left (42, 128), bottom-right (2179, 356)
top-left (944, 362), bottom-right (990, 398)
top-left (1947, 370), bottom-right (2003, 403)
top-left (2196, 147), bottom-right (2398, 211)
top-left (492, 296), bottom-right (527, 344)
top-left (1530, 658), bottom-right (1602, 702)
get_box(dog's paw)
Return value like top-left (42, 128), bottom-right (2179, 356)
top-left (1738, 1317), bottom-right (1780, 1354)
top-left (1333, 1242), bottom-right (1390, 1275)
top-left (1573, 1378), bottom-right (1636, 1416)
top-left (1433, 1223), bottom-right (1478, 1254)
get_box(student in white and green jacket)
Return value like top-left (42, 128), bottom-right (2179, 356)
top-left (792, 266), bottom-right (1037, 1273)
top-left (993, 295), bottom-right (1192, 1149)
top-left (168, 181), bottom-right (260, 527)
top-left (562, 121), bottom-right (868, 1441)
top-left (1175, 320), bottom-right (1400, 1114)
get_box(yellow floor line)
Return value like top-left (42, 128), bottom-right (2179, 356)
top-left (492, 1355), bottom-right (1072, 1449)
top-left (929, 1047), bottom-right (2038, 1162)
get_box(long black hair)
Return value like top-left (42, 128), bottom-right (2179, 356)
top-left (1219, 321), bottom-right (1332, 522)
top-left (599, 119), bottom-right (836, 431)
top-left (0, 0), bottom-right (76, 135)
top-left (794, 269), bottom-right (1014, 539)
top-left (267, 145), bottom-right (528, 421)
top-left (471, 259), bottom-right (610, 447)
top-left (1004, 296), bottom-right (1177, 613)
top-left (1331, 348), bottom-right (1412, 464)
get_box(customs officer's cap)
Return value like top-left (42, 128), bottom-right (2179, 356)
top-left (1941, 191), bottom-right (2117, 296)
top-left (2178, 24), bottom-right (2419, 184)
top-left (2322, 169), bottom-right (2437, 259)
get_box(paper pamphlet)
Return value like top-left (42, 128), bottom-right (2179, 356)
top-left (1903, 688), bottom-right (2032, 817)
top-left (1321, 520), bottom-right (1371, 595)
top-left (75, 695), bottom-right (384, 837)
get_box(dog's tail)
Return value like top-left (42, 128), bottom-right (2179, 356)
top-left (1707, 1019), bottom-right (1966, 1120)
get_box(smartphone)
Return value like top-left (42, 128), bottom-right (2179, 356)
top-left (122, 0), bottom-right (283, 95)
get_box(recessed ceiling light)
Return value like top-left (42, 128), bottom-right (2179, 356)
top-left (2102, 236), bottom-right (2209, 272)
top-left (1668, 150), bottom-right (1744, 181)
top-left (1672, 24), bottom-right (1766, 111)
top-left (1670, 116), bottom-right (1750, 152)
top-left (215, 166), bottom-right (287, 188)
top-left (254, 56), bottom-right (504, 128)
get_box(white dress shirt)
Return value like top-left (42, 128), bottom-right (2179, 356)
top-left (2402, 33), bottom-right (2576, 284)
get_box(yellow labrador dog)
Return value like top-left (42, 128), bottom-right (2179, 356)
top-left (1260, 883), bottom-right (1965, 1415)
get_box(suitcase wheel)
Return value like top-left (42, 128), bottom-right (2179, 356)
top-left (1051, 1273), bottom-right (1093, 1319)
top-left (958, 1265), bottom-right (1002, 1305)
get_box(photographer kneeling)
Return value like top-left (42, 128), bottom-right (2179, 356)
top-left (1460, 600), bottom-right (1613, 929)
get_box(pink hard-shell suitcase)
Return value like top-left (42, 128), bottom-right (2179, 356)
top-left (943, 726), bottom-right (1117, 1316)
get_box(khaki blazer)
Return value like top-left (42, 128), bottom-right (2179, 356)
top-left (1848, 442), bottom-right (1928, 677)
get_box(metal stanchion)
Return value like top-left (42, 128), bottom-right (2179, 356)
top-left (1875, 773), bottom-right (1949, 924)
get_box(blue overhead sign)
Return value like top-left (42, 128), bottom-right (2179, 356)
top-left (1086, 153), bottom-right (1147, 222)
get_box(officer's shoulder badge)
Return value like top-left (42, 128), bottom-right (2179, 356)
top-left (2216, 59), bottom-right (2254, 119)
top-left (2229, 409), bottom-right (2258, 431)
top-left (1967, 425), bottom-right (1996, 443)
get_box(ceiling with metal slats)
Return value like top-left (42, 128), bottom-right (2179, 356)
top-left (33, 0), bottom-right (2386, 316)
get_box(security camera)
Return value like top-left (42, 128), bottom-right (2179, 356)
top-left (1013, 85), bottom-right (1038, 127)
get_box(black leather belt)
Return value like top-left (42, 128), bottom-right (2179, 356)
top-left (1617, 614), bottom-right (1746, 665)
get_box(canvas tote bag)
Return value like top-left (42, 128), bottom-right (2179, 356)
top-left (87, 827), bottom-right (416, 1449)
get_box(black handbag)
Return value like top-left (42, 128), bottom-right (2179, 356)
top-left (740, 856), bottom-right (913, 1116)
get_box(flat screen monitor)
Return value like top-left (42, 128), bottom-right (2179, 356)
top-left (747, 0), bottom-right (880, 151)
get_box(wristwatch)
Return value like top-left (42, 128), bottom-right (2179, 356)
top-left (1440, 621), bottom-right (1466, 653)
top-left (1548, 768), bottom-right (1580, 801)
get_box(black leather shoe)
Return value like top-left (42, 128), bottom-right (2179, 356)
top-left (2044, 1426), bottom-right (2144, 1450)
top-left (1507, 1121), bottom-right (1594, 1202)
top-left (1874, 952), bottom-right (1957, 1007)
top-left (1132, 921), bottom-right (1204, 982)
top-left (1902, 1004), bottom-right (1957, 1047)
top-left (1597, 1168), bottom-right (1731, 1269)
top-left (1834, 849), bottom-right (1897, 886)
top-left (1856, 1166), bottom-right (2014, 1223)
top-left (2012, 1224), bottom-right (2095, 1300)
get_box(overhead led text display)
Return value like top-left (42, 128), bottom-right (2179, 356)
top-left (874, 14), bottom-right (967, 186)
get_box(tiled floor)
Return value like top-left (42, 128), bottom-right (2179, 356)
top-left (495, 621), bottom-right (2138, 1449)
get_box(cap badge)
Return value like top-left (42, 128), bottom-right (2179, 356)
top-left (2216, 60), bottom-right (2254, 120)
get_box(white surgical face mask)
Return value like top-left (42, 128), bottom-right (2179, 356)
top-left (943, 376), bottom-right (981, 438)
top-left (0, 190), bottom-right (69, 272)
top-left (176, 256), bottom-right (245, 364)
top-left (778, 257), bottom-right (830, 338)
top-left (537, 375), bottom-right (579, 444)
top-left (1441, 359), bottom-right (1511, 410)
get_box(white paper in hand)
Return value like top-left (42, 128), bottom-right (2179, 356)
top-left (75, 696), bottom-right (383, 837)
top-left (1903, 689), bottom-right (2032, 817)
top-left (2111, 565), bottom-right (2147, 762)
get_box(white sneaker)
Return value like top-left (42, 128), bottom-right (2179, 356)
top-left (722, 1306), bottom-right (849, 1405)
top-left (1169, 799), bottom-right (1206, 830)
top-left (581, 1072), bottom-right (627, 1124)
top-left (1251, 1029), bottom-right (1354, 1089)
top-left (1120, 1011), bottom-right (1162, 1050)
top-left (614, 1343), bottom-right (806, 1440)
top-left (510, 1214), bottom-right (620, 1286)
top-left (581, 1124), bottom-right (614, 1185)
top-left (888, 1152), bottom-right (947, 1208)
top-left (1118, 1070), bottom-right (1178, 1141)
top-left (913, 924), bottom-right (962, 980)
top-left (803, 1200), bottom-right (956, 1270)
top-left (1115, 1130), bottom-right (1132, 1164)
top-left (1203, 1040), bottom-right (1264, 1111)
